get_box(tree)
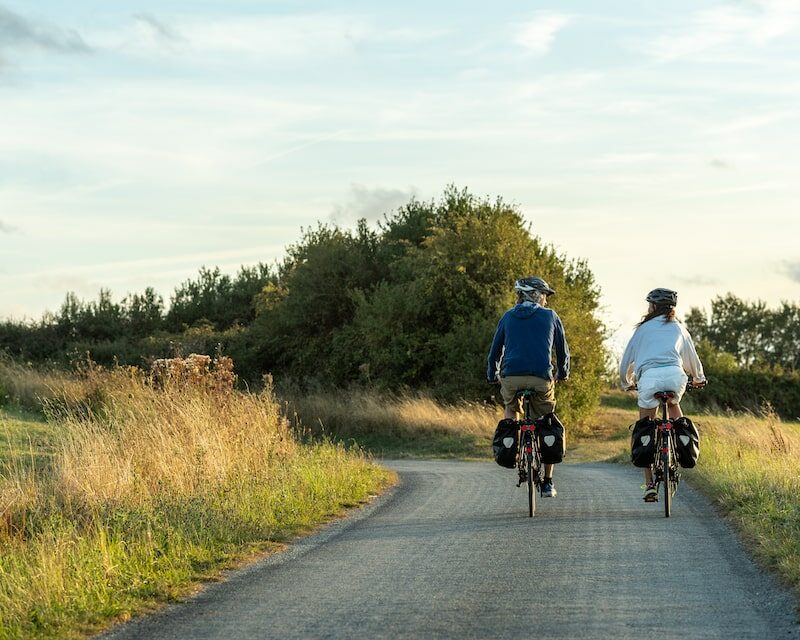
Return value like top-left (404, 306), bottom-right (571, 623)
top-left (254, 186), bottom-right (607, 423)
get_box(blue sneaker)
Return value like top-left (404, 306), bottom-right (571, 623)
top-left (542, 481), bottom-right (557, 498)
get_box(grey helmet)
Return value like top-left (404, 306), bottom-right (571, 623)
top-left (514, 276), bottom-right (556, 297)
top-left (646, 288), bottom-right (677, 307)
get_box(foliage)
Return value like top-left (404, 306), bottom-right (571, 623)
top-left (166, 264), bottom-right (274, 332)
top-left (254, 187), bottom-right (607, 423)
top-left (686, 294), bottom-right (800, 371)
top-left (685, 294), bottom-right (800, 416)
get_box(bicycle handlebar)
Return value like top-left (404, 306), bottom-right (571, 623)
top-left (626, 378), bottom-right (708, 392)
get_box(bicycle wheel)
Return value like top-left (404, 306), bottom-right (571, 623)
top-left (527, 452), bottom-right (535, 517)
top-left (663, 451), bottom-right (672, 518)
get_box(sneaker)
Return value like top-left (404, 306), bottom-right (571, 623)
top-left (542, 481), bottom-right (557, 498)
top-left (643, 484), bottom-right (658, 502)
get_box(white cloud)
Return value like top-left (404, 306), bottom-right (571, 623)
top-left (514, 13), bottom-right (570, 55)
top-left (132, 13), bottom-right (184, 47)
top-left (647, 1), bottom-right (800, 61)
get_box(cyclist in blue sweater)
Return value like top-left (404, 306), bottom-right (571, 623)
top-left (487, 276), bottom-right (570, 497)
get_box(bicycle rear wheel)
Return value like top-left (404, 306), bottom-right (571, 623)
top-left (527, 453), bottom-right (535, 517)
top-left (663, 452), bottom-right (672, 518)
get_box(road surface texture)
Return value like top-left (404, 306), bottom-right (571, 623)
top-left (102, 461), bottom-right (799, 639)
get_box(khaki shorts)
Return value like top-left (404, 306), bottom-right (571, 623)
top-left (499, 375), bottom-right (556, 417)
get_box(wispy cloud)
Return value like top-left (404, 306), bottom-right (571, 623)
top-left (670, 274), bottom-right (721, 287)
top-left (133, 13), bottom-right (184, 45)
top-left (331, 184), bottom-right (417, 223)
top-left (515, 13), bottom-right (570, 55)
top-left (2, 246), bottom-right (283, 282)
top-left (706, 110), bottom-right (796, 135)
top-left (646, 0), bottom-right (800, 61)
top-left (0, 219), bottom-right (17, 233)
top-left (177, 14), bottom-right (369, 58)
top-left (0, 4), bottom-right (90, 54)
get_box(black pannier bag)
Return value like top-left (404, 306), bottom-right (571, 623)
top-left (673, 416), bottom-right (700, 468)
top-left (535, 412), bottom-right (566, 464)
top-left (631, 418), bottom-right (657, 468)
top-left (492, 419), bottom-right (519, 468)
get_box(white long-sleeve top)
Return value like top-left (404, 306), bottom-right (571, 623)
top-left (619, 318), bottom-right (706, 388)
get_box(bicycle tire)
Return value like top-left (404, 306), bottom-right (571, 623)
top-left (663, 451), bottom-right (672, 518)
top-left (527, 452), bottom-right (535, 517)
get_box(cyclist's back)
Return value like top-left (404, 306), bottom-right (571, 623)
top-left (491, 303), bottom-right (567, 380)
top-left (620, 316), bottom-right (702, 385)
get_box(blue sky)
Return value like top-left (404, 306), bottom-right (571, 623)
top-left (1, 0), bottom-right (799, 348)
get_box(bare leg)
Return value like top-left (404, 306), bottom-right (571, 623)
top-left (668, 402), bottom-right (683, 419)
top-left (544, 463), bottom-right (554, 479)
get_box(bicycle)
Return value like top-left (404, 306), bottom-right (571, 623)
top-left (514, 389), bottom-right (544, 518)
top-left (642, 381), bottom-right (706, 518)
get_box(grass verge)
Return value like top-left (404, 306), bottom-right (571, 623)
top-left (0, 362), bottom-right (393, 640)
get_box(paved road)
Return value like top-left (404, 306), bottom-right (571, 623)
top-left (102, 461), bottom-right (799, 639)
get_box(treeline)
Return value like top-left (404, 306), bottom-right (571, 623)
top-left (685, 294), bottom-right (800, 417)
top-left (0, 265), bottom-right (272, 364)
top-left (1, 187), bottom-right (607, 423)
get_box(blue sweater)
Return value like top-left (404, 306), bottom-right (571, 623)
top-left (486, 303), bottom-right (570, 381)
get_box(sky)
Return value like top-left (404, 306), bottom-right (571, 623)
top-left (1, 0), bottom-right (799, 350)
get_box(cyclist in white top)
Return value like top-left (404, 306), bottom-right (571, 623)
top-left (619, 288), bottom-right (706, 501)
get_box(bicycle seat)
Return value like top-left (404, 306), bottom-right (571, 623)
top-left (654, 391), bottom-right (676, 400)
top-left (514, 389), bottom-right (536, 399)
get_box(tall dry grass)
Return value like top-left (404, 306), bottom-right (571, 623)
top-left (287, 389), bottom-right (502, 457)
top-left (0, 359), bottom-right (391, 639)
top-left (0, 356), bottom-right (86, 414)
top-left (689, 409), bottom-right (800, 599)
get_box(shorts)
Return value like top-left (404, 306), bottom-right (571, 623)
top-left (636, 366), bottom-right (688, 409)
top-left (499, 375), bottom-right (555, 417)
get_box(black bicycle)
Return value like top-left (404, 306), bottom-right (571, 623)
top-left (514, 389), bottom-right (544, 517)
top-left (649, 382), bottom-right (706, 518)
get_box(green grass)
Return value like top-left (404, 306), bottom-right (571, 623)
top-left (0, 444), bottom-right (393, 640)
top-left (0, 363), bottom-right (394, 640)
top-left (0, 407), bottom-right (55, 464)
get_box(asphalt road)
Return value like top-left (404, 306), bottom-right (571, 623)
top-left (102, 461), bottom-right (799, 639)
